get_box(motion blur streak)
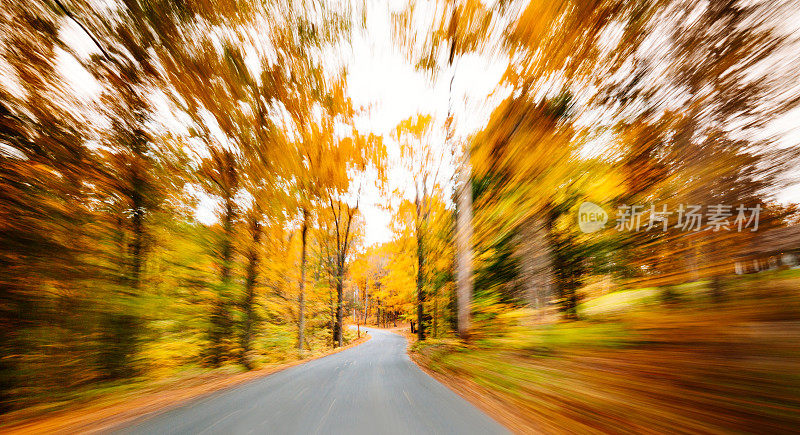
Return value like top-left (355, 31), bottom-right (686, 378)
top-left (1, 0), bottom-right (800, 433)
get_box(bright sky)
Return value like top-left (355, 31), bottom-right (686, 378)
top-left (346, 0), bottom-right (506, 246)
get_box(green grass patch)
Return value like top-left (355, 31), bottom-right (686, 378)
top-left (578, 287), bottom-right (661, 317)
top-left (497, 321), bottom-right (637, 354)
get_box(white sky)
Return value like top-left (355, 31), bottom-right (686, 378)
top-left (346, 0), bottom-right (507, 246)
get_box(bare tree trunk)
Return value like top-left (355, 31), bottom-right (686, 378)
top-left (297, 209), bottom-right (308, 353)
top-left (455, 161), bottom-right (472, 339)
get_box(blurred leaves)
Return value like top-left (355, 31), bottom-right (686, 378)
top-left (3, 0), bottom-right (800, 429)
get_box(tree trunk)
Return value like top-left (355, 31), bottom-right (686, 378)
top-left (210, 183), bottom-right (235, 367)
top-left (514, 215), bottom-right (553, 314)
top-left (363, 288), bottom-right (368, 325)
top-left (240, 213), bottom-right (261, 369)
top-left (104, 167), bottom-right (144, 379)
top-left (102, 143), bottom-right (148, 379)
top-left (297, 209), bottom-right (308, 353)
top-left (433, 292), bottom-right (438, 338)
top-left (415, 194), bottom-right (426, 341)
top-left (335, 257), bottom-right (344, 347)
top-left (130, 188), bottom-right (144, 293)
top-left (330, 287), bottom-right (336, 345)
top-left (455, 161), bottom-right (472, 339)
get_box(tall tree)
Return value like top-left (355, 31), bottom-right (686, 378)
top-left (199, 147), bottom-right (240, 365)
top-left (393, 0), bottom-right (502, 338)
top-left (0, 1), bottom-right (97, 409)
top-left (393, 115), bottom-right (445, 340)
top-left (325, 196), bottom-right (360, 347)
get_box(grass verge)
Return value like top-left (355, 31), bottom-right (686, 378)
top-left (412, 308), bottom-right (800, 434)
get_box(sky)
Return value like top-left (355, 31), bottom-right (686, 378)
top-left (345, 0), bottom-right (507, 246)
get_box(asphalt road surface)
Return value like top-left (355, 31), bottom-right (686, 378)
top-left (116, 328), bottom-right (507, 435)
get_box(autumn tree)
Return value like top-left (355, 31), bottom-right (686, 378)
top-left (392, 114), bottom-right (449, 340)
top-left (393, 0), bottom-right (507, 338)
top-left (0, 2), bottom-right (99, 409)
top-left (321, 127), bottom-right (384, 346)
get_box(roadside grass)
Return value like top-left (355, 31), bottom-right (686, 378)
top-left (579, 268), bottom-right (800, 319)
top-left (578, 287), bottom-right (661, 317)
top-left (415, 274), bottom-right (800, 433)
top-left (476, 321), bottom-right (637, 355)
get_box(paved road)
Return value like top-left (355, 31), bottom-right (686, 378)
top-left (116, 328), bottom-right (507, 435)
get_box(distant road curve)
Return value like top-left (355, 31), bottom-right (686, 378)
top-left (116, 327), bottom-right (507, 435)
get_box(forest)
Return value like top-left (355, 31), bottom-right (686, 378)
top-left (2, 0), bottom-right (800, 432)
